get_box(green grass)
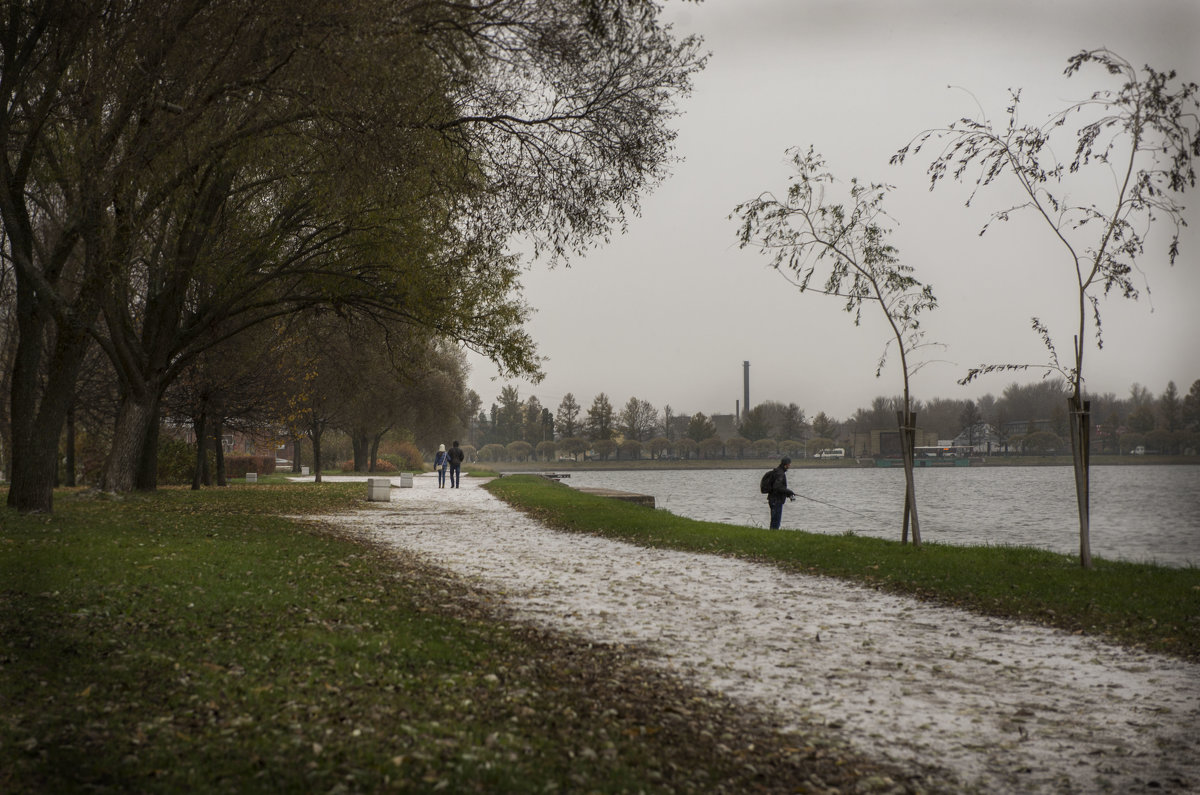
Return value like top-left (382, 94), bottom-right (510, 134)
top-left (485, 475), bottom-right (1200, 662)
top-left (2, 484), bottom-right (945, 793)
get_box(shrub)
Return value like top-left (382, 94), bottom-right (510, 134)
top-left (157, 438), bottom-right (197, 486)
top-left (342, 458), bottom-right (402, 473)
top-left (391, 441), bottom-right (424, 471)
top-left (1023, 431), bottom-right (1062, 454)
top-left (479, 443), bottom-right (506, 462)
top-left (226, 455), bottom-right (275, 478)
top-left (506, 441), bottom-right (533, 461)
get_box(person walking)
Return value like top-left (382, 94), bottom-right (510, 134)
top-left (433, 444), bottom-right (450, 488)
top-left (447, 440), bottom-right (465, 488)
top-left (766, 456), bottom-right (796, 530)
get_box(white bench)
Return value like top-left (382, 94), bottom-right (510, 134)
top-left (366, 477), bottom-right (392, 501)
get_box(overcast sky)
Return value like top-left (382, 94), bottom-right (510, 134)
top-left (466, 0), bottom-right (1200, 423)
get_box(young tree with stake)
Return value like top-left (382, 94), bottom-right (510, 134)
top-left (892, 49), bottom-right (1200, 567)
top-left (734, 148), bottom-right (938, 545)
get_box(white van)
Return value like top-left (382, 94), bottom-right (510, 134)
top-left (816, 447), bottom-right (845, 459)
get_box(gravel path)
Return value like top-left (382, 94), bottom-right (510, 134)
top-left (327, 475), bottom-right (1200, 793)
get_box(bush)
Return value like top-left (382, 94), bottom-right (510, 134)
top-left (226, 455), bottom-right (275, 478)
top-left (157, 438), bottom-right (197, 486)
top-left (1022, 431), bottom-right (1062, 454)
top-left (391, 441), bottom-right (424, 471)
top-left (341, 458), bottom-right (402, 473)
top-left (479, 443), bottom-right (506, 462)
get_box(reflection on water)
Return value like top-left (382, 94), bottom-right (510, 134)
top-left (563, 466), bottom-right (1200, 568)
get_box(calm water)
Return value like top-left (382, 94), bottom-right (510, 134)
top-left (563, 466), bottom-right (1200, 568)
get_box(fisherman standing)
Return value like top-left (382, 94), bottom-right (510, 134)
top-left (766, 456), bottom-right (796, 530)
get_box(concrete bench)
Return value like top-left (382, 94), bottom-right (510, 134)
top-left (366, 477), bottom-right (392, 501)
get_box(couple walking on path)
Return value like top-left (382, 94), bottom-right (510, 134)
top-left (433, 441), bottom-right (465, 488)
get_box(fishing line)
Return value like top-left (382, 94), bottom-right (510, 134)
top-left (792, 492), bottom-right (872, 518)
top-left (790, 492), bottom-right (894, 530)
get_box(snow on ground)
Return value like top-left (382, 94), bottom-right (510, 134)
top-left (322, 474), bottom-right (1200, 793)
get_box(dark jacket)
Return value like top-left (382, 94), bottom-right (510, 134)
top-left (447, 446), bottom-right (465, 465)
top-left (767, 466), bottom-right (795, 504)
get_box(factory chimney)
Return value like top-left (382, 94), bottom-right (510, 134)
top-left (743, 361), bottom-right (750, 417)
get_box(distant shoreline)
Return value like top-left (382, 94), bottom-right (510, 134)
top-left (481, 454), bottom-right (1197, 473)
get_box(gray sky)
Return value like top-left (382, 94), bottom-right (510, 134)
top-left (467, 0), bottom-right (1200, 422)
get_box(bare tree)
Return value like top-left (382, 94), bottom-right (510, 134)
top-left (734, 148), bottom-right (939, 545)
top-left (893, 49), bottom-right (1200, 566)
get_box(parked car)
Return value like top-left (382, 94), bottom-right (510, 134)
top-left (1132, 445), bottom-right (1146, 455)
top-left (815, 447), bottom-right (845, 459)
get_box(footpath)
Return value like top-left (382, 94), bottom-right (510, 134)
top-left (325, 474), bottom-right (1199, 793)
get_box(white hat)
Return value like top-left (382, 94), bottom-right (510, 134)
top-left (438, 443), bottom-right (446, 452)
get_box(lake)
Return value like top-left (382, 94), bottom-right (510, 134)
top-left (562, 465), bottom-right (1200, 568)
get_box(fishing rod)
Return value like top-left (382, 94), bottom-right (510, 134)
top-left (789, 492), bottom-right (896, 532)
top-left (790, 492), bottom-right (874, 519)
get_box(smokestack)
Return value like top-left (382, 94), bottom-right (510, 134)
top-left (735, 399), bottom-right (740, 422)
top-left (743, 361), bottom-right (750, 416)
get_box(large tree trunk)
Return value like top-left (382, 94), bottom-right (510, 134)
top-left (1068, 396), bottom-right (1092, 568)
top-left (352, 434), bottom-right (369, 472)
top-left (7, 286), bottom-right (95, 512)
top-left (192, 411), bottom-right (207, 490)
top-left (101, 393), bottom-right (159, 493)
top-left (367, 429), bottom-right (386, 473)
top-left (311, 421), bottom-right (324, 483)
top-left (213, 419), bottom-right (227, 487)
top-left (135, 412), bottom-right (160, 491)
top-left (64, 403), bottom-right (76, 487)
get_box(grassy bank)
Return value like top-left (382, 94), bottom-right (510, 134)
top-left (1, 484), bottom-right (949, 794)
top-left (485, 475), bottom-right (1200, 662)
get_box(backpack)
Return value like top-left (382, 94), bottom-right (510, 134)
top-left (759, 468), bottom-right (776, 494)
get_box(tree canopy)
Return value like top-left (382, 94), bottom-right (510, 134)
top-left (1, 0), bottom-right (705, 510)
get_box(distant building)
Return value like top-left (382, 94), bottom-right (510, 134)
top-left (849, 427), bottom-right (938, 458)
top-left (665, 414), bottom-right (692, 441)
top-left (952, 423), bottom-right (1001, 453)
top-left (1002, 419), bottom-right (1056, 437)
top-left (711, 413), bottom-right (739, 440)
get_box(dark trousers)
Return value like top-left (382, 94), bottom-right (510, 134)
top-left (437, 467), bottom-right (447, 487)
top-left (769, 500), bottom-right (784, 530)
top-left (449, 463), bottom-right (461, 488)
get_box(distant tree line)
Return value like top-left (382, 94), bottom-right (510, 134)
top-left (470, 376), bottom-right (1200, 460)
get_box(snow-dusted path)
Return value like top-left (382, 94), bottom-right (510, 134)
top-left (326, 475), bottom-right (1199, 793)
